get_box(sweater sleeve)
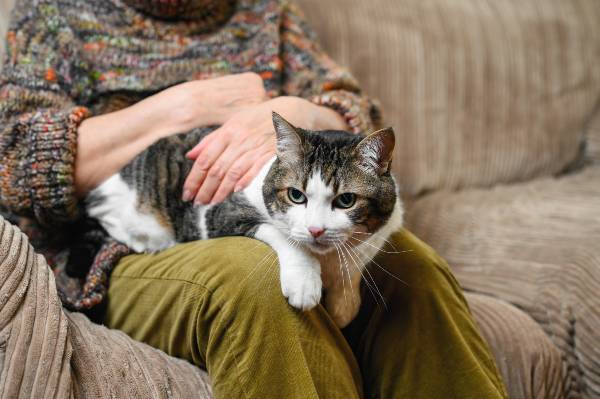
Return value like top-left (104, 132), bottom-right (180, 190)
top-left (0, 2), bottom-right (90, 226)
top-left (278, 1), bottom-right (382, 134)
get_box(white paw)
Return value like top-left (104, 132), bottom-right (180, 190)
top-left (280, 260), bottom-right (322, 311)
top-left (127, 227), bottom-right (176, 254)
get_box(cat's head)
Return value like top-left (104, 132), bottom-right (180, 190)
top-left (263, 112), bottom-right (400, 255)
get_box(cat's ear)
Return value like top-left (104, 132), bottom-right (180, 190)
top-left (353, 127), bottom-right (395, 175)
top-left (272, 112), bottom-right (304, 164)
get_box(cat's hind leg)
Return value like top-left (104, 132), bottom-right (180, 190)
top-left (86, 175), bottom-right (176, 253)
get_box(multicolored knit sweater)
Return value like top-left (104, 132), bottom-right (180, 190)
top-left (0, 0), bottom-right (380, 310)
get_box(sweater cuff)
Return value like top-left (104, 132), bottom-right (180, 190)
top-left (311, 90), bottom-right (383, 134)
top-left (26, 106), bottom-right (89, 225)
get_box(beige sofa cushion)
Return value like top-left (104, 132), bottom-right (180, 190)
top-left (405, 164), bottom-right (600, 397)
top-left (297, 0), bottom-right (600, 196)
top-left (466, 293), bottom-right (568, 399)
top-left (587, 108), bottom-right (600, 165)
top-left (0, 215), bottom-right (213, 398)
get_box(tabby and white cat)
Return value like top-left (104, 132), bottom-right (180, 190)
top-left (86, 112), bottom-right (403, 327)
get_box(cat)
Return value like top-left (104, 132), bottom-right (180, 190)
top-left (86, 112), bottom-right (403, 327)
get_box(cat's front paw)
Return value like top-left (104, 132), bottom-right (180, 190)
top-left (280, 259), bottom-right (322, 311)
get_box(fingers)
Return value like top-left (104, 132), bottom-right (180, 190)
top-left (186, 133), bottom-right (215, 160)
top-left (209, 151), bottom-right (257, 204)
top-left (182, 136), bottom-right (227, 201)
top-left (191, 143), bottom-right (245, 204)
top-left (234, 152), bottom-right (274, 193)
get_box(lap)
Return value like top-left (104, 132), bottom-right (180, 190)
top-left (105, 230), bottom-right (506, 398)
top-left (106, 236), bottom-right (362, 398)
top-left (105, 236), bottom-right (280, 366)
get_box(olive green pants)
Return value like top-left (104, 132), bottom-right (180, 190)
top-left (104, 229), bottom-right (507, 398)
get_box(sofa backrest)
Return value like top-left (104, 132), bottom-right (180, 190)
top-left (2, 0), bottom-right (599, 195)
top-left (297, 0), bottom-right (600, 196)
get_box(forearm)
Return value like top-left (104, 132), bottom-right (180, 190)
top-left (314, 104), bottom-right (348, 131)
top-left (74, 74), bottom-right (267, 196)
top-left (271, 96), bottom-right (348, 131)
top-left (74, 98), bottom-right (176, 196)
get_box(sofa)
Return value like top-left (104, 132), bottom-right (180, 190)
top-left (1, 0), bottom-right (599, 398)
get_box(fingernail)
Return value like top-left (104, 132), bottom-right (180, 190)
top-left (182, 190), bottom-right (192, 202)
top-left (194, 198), bottom-right (205, 206)
top-left (233, 185), bottom-right (242, 193)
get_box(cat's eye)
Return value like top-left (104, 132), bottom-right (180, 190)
top-left (287, 188), bottom-right (307, 204)
top-left (333, 193), bottom-right (356, 209)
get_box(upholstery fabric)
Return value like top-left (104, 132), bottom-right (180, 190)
top-left (406, 165), bottom-right (600, 398)
top-left (467, 293), bottom-right (568, 399)
top-left (297, 0), bottom-right (600, 195)
top-left (587, 108), bottom-right (600, 165)
top-left (1, 0), bottom-right (598, 397)
top-left (0, 216), bottom-right (213, 398)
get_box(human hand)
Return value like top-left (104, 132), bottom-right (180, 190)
top-left (74, 73), bottom-right (267, 196)
top-left (147, 72), bottom-right (268, 136)
top-left (182, 96), bottom-right (347, 205)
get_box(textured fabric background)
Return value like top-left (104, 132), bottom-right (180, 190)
top-left (1, 1), bottom-right (599, 398)
top-left (3, 0), bottom-right (599, 194)
top-left (297, 0), bottom-right (600, 196)
top-left (406, 165), bottom-right (600, 398)
top-left (467, 293), bottom-right (568, 399)
top-left (0, 216), bottom-right (213, 398)
top-left (0, 202), bottom-right (558, 399)
top-left (587, 108), bottom-right (600, 165)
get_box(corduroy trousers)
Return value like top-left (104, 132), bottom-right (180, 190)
top-left (104, 229), bottom-right (507, 398)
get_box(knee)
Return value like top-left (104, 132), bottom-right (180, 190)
top-left (183, 237), bottom-right (293, 320)
top-left (366, 228), bottom-right (466, 315)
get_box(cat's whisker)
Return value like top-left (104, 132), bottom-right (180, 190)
top-left (352, 232), bottom-right (402, 252)
top-left (247, 238), bottom-right (270, 254)
top-left (337, 240), bottom-right (357, 301)
top-left (339, 241), bottom-right (381, 308)
top-left (238, 240), bottom-right (282, 288)
top-left (351, 244), bottom-right (409, 287)
top-left (342, 242), bottom-right (383, 308)
top-left (342, 241), bottom-right (387, 309)
top-left (256, 234), bottom-right (290, 290)
top-left (333, 242), bottom-right (348, 306)
top-left (349, 235), bottom-right (411, 255)
top-left (241, 251), bottom-right (276, 288)
top-left (262, 255), bottom-right (280, 293)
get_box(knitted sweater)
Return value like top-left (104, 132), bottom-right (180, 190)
top-left (0, 0), bottom-right (381, 310)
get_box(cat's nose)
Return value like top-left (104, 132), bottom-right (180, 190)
top-left (308, 227), bottom-right (325, 238)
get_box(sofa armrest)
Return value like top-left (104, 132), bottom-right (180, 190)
top-left (466, 293), bottom-right (568, 399)
top-left (0, 216), bottom-right (212, 397)
top-left (586, 106), bottom-right (600, 165)
top-left (405, 165), bottom-right (600, 398)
